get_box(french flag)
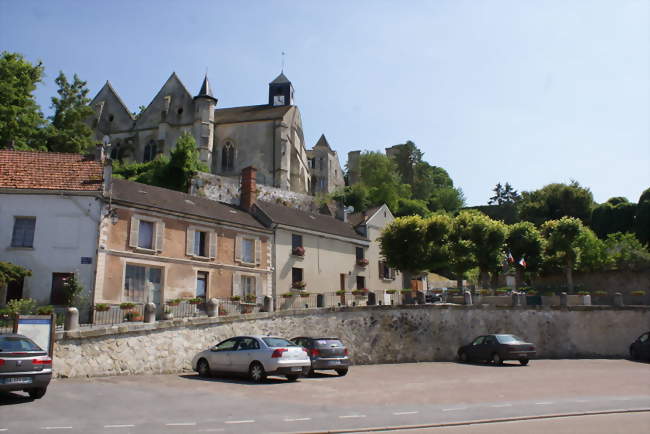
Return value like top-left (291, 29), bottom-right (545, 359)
top-left (519, 257), bottom-right (527, 268)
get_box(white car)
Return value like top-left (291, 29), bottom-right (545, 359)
top-left (191, 336), bottom-right (311, 382)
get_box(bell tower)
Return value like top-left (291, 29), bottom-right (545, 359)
top-left (268, 72), bottom-right (294, 106)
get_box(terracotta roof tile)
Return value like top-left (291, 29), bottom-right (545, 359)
top-left (0, 150), bottom-right (103, 191)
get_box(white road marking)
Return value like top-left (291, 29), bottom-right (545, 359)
top-left (574, 399), bottom-right (588, 403)
top-left (613, 397), bottom-right (632, 401)
top-left (165, 422), bottom-right (197, 426)
top-left (491, 403), bottom-right (512, 408)
top-left (0, 429), bottom-right (7, 432)
top-left (224, 420), bottom-right (255, 424)
top-left (41, 428), bottom-right (72, 431)
top-left (284, 418), bottom-right (312, 422)
top-left (339, 414), bottom-right (367, 419)
top-left (535, 402), bottom-right (554, 405)
top-left (196, 430), bottom-right (225, 433)
top-left (442, 407), bottom-right (467, 412)
top-left (104, 425), bottom-right (135, 429)
top-left (393, 411), bottom-right (419, 415)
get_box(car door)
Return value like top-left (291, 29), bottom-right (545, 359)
top-left (482, 335), bottom-right (498, 360)
top-left (207, 338), bottom-right (238, 372)
top-left (466, 336), bottom-right (485, 360)
top-left (638, 333), bottom-right (650, 358)
top-left (230, 337), bottom-right (261, 373)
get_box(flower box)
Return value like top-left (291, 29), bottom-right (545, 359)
top-left (335, 290), bottom-right (345, 296)
top-left (94, 303), bottom-right (110, 312)
top-left (229, 295), bottom-right (241, 302)
top-left (292, 246), bottom-right (305, 257)
top-left (187, 297), bottom-right (203, 305)
top-left (281, 293), bottom-right (294, 298)
top-left (352, 288), bottom-right (369, 296)
top-left (356, 258), bottom-right (369, 267)
top-left (299, 292), bottom-right (310, 298)
top-left (243, 295), bottom-right (257, 303)
top-left (166, 299), bottom-right (181, 306)
top-left (124, 311), bottom-right (142, 322)
top-left (385, 289), bottom-right (397, 294)
top-left (631, 290), bottom-right (646, 296)
top-left (119, 302), bottom-right (136, 310)
top-left (292, 281), bottom-right (306, 289)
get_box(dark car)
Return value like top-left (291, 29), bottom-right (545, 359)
top-left (458, 334), bottom-right (536, 366)
top-left (291, 337), bottom-right (350, 376)
top-left (629, 331), bottom-right (650, 361)
top-left (0, 334), bottom-right (52, 399)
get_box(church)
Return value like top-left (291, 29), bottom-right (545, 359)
top-left (87, 72), bottom-right (344, 195)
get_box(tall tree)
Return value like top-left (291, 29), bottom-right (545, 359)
top-left (0, 261), bottom-right (32, 286)
top-left (506, 221), bottom-right (545, 285)
top-left (428, 186), bottom-right (465, 213)
top-left (391, 140), bottom-right (422, 185)
top-left (518, 181), bottom-right (594, 226)
top-left (540, 216), bottom-right (588, 292)
top-left (0, 51), bottom-right (47, 150)
top-left (379, 215), bottom-right (431, 288)
top-left (590, 197), bottom-right (637, 239)
top-left (634, 188), bottom-right (650, 246)
top-left (359, 151), bottom-right (408, 212)
top-left (46, 72), bottom-right (95, 153)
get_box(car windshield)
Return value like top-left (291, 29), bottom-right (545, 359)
top-left (0, 336), bottom-right (43, 352)
top-left (314, 339), bottom-right (343, 348)
top-left (262, 337), bottom-right (298, 347)
top-left (496, 335), bottom-right (523, 344)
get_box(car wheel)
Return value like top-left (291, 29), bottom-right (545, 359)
top-left (197, 359), bottom-right (211, 378)
top-left (630, 348), bottom-right (639, 360)
top-left (492, 353), bottom-right (503, 365)
top-left (286, 374), bottom-right (299, 382)
top-left (459, 351), bottom-right (468, 363)
top-left (519, 358), bottom-right (529, 366)
top-left (307, 368), bottom-right (315, 377)
top-left (28, 387), bottom-right (47, 399)
top-left (335, 368), bottom-right (348, 376)
top-left (249, 362), bottom-right (266, 383)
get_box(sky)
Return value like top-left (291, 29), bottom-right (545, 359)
top-left (1, 0), bottom-right (648, 206)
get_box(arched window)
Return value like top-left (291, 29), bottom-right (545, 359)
top-left (221, 141), bottom-right (235, 171)
top-left (110, 141), bottom-right (120, 160)
top-left (143, 141), bottom-right (157, 162)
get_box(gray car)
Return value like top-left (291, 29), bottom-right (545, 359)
top-left (191, 336), bottom-right (311, 383)
top-left (291, 337), bottom-right (350, 376)
top-left (0, 334), bottom-right (52, 399)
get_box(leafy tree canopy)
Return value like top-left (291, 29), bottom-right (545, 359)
top-left (395, 198), bottom-right (430, 218)
top-left (489, 182), bottom-right (520, 205)
top-left (506, 221), bottom-right (545, 273)
top-left (0, 261), bottom-right (32, 286)
top-left (590, 197), bottom-right (636, 239)
top-left (379, 215), bottom-right (431, 275)
top-left (604, 232), bottom-right (650, 271)
top-left (519, 181), bottom-right (594, 226)
top-left (635, 188), bottom-right (650, 246)
top-left (428, 186), bottom-right (465, 213)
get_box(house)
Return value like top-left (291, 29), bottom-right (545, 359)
top-left (0, 150), bottom-right (105, 308)
top-left (94, 177), bottom-right (272, 310)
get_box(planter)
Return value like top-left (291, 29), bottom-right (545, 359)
top-left (162, 312), bottom-right (174, 320)
top-left (356, 259), bottom-right (369, 267)
top-left (292, 246), bottom-right (305, 257)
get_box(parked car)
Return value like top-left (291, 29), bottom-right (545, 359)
top-left (0, 334), bottom-right (52, 399)
top-left (291, 337), bottom-right (350, 376)
top-left (424, 290), bottom-right (442, 303)
top-left (629, 331), bottom-right (650, 361)
top-left (191, 336), bottom-right (311, 383)
top-left (457, 334), bottom-right (536, 365)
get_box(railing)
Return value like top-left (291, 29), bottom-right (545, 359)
top-left (93, 304), bottom-right (145, 325)
top-left (0, 314), bottom-right (15, 334)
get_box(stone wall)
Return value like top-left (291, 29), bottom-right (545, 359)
top-left (53, 305), bottom-right (650, 379)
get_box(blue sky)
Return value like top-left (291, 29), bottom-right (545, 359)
top-left (1, 0), bottom-right (648, 206)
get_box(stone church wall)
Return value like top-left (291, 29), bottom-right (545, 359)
top-left (52, 305), bottom-right (649, 378)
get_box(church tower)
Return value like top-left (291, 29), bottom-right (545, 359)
top-left (268, 72), bottom-right (294, 106)
top-left (193, 75), bottom-right (218, 166)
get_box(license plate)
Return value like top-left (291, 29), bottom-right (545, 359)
top-left (291, 367), bottom-right (302, 372)
top-left (4, 377), bottom-right (32, 385)
top-left (329, 360), bottom-right (340, 365)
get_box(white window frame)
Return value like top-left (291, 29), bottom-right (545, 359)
top-left (186, 225), bottom-right (217, 260)
top-left (123, 263), bottom-right (164, 303)
top-left (129, 214), bottom-right (165, 254)
top-left (235, 234), bottom-right (262, 266)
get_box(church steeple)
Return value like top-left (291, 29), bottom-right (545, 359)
top-left (269, 72), bottom-right (294, 106)
top-left (194, 75), bottom-right (218, 103)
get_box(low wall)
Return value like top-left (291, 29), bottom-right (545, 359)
top-left (53, 305), bottom-right (650, 378)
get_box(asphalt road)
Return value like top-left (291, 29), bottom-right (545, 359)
top-left (1, 359), bottom-right (649, 433)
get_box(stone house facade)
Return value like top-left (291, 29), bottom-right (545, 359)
top-left (0, 150), bottom-right (105, 307)
top-left (94, 178), bottom-right (272, 309)
top-left (306, 134), bottom-right (345, 195)
top-left (87, 72), bottom-right (343, 195)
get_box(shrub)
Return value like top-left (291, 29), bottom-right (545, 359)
top-left (94, 303), bottom-right (110, 312)
top-left (577, 291), bottom-right (590, 295)
top-left (229, 295), bottom-right (241, 302)
top-left (119, 302), bottom-right (136, 310)
top-left (385, 289), bottom-right (397, 294)
top-left (335, 290), bottom-right (345, 295)
top-left (187, 297), bottom-right (203, 305)
top-left (281, 292), bottom-right (294, 298)
top-left (594, 290), bottom-right (608, 296)
top-left (124, 311), bottom-right (142, 322)
top-left (630, 290), bottom-right (646, 296)
top-left (36, 305), bottom-right (54, 315)
top-left (6, 298), bottom-right (37, 315)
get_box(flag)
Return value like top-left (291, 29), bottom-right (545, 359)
top-left (507, 251), bottom-right (515, 263)
top-left (519, 257), bottom-right (527, 268)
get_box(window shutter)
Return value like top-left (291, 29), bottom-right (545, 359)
top-left (186, 227), bottom-right (195, 256)
top-left (235, 236), bottom-right (242, 262)
top-left (232, 272), bottom-right (241, 297)
top-left (209, 232), bottom-right (217, 259)
top-left (129, 216), bottom-right (139, 248)
top-left (255, 275), bottom-right (262, 297)
top-left (155, 221), bottom-right (165, 252)
top-left (255, 239), bottom-right (261, 265)
top-left (378, 261), bottom-right (383, 278)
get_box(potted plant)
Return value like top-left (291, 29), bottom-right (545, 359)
top-left (335, 289), bottom-right (345, 296)
top-left (281, 292), bottom-right (294, 298)
top-left (292, 280), bottom-right (306, 290)
top-left (166, 299), bottom-right (181, 306)
top-left (124, 310), bottom-right (142, 322)
top-left (187, 297), bottom-right (203, 305)
top-left (356, 258), bottom-right (369, 267)
top-left (229, 295), bottom-right (241, 302)
top-left (385, 289), bottom-right (397, 295)
top-left (400, 289), bottom-right (412, 294)
top-left (352, 288), bottom-right (368, 296)
top-left (119, 302), bottom-right (136, 310)
top-left (162, 307), bottom-right (174, 320)
top-left (631, 290), bottom-right (646, 296)
top-left (94, 303), bottom-right (110, 312)
top-left (36, 305), bottom-right (54, 315)
top-left (292, 246), bottom-right (305, 257)
top-left (244, 294), bottom-right (257, 303)
top-left (299, 291), bottom-right (310, 298)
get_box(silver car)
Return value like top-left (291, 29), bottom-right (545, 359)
top-left (0, 334), bottom-right (52, 399)
top-left (191, 336), bottom-right (311, 382)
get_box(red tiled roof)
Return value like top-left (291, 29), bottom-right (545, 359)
top-left (0, 150), bottom-right (103, 191)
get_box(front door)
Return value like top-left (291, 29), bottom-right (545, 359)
top-left (5, 278), bottom-right (24, 303)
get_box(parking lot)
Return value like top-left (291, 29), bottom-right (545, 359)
top-left (1, 359), bottom-right (649, 433)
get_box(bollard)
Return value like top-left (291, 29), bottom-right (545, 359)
top-left (206, 298), bottom-right (219, 317)
top-left (519, 293), bottom-right (527, 307)
top-left (512, 293), bottom-right (521, 307)
top-left (64, 307), bottom-right (79, 331)
top-left (316, 294), bottom-right (324, 308)
top-left (582, 294), bottom-right (592, 306)
top-left (262, 296), bottom-right (273, 313)
top-left (416, 291), bottom-right (425, 305)
top-left (613, 292), bottom-right (624, 307)
top-left (560, 292), bottom-right (568, 307)
top-left (464, 291), bottom-right (473, 305)
top-left (144, 302), bottom-right (156, 323)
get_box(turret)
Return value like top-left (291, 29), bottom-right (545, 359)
top-left (268, 72), bottom-right (294, 106)
top-left (193, 75), bottom-right (217, 167)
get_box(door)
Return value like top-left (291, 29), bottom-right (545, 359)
top-left (230, 337), bottom-right (261, 373)
top-left (481, 335), bottom-right (498, 360)
top-left (467, 336), bottom-right (485, 360)
top-left (5, 278), bottom-right (24, 303)
top-left (340, 274), bottom-right (346, 291)
top-left (207, 338), bottom-right (238, 372)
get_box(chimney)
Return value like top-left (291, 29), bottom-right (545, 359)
top-left (240, 166), bottom-right (257, 212)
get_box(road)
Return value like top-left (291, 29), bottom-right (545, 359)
top-left (0, 359), bottom-right (648, 433)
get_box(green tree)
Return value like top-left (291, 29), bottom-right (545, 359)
top-left (428, 186), bottom-right (466, 214)
top-left (506, 221), bottom-right (545, 285)
top-left (423, 213), bottom-right (453, 273)
top-left (604, 232), bottom-right (650, 271)
top-left (489, 182), bottom-right (520, 205)
top-left (590, 197), bottom-right (637, 239)
top-left (448, 215), bottom-right (477, 289)
top-left (0, 51), bottom-right (47, 150)
top-left (46, 72), bottom-right (95, 153)
top-left (359, 151), bottom-right (408, 211)
top-left (391, 140), bottom-right (422, 185)
top-left (330, 184), bottom-right (370, 213)
top-left (540, 217), bottom-right (590, 292)
top-left (395, 198), bottom-right (430, 218)
top-left (0, 261), bottom-right (32, 286)
top-left (635, 188), bottom-right (650, 246)
top-left (519, 181), bottom-right (594, 226)
top-left (379, 215), bottom-right (431, 288)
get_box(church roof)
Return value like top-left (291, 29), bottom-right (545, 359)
top-left (214, 104), bottom-right (293, 124)
top-left (269, 72), bottom-right (291, 85)
top-left (314, 134), bottom-right (332, 150)
top-left (195, 75), bottom-right (217, 102)
top-left (90, 81), bottom-right (135, 121)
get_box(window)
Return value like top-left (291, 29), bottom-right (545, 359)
top-left (292, 234), bottom-right (303, 249)
top-left (308, 158), bottom-right (315, 169)
top-left (237, 337), bottom-right (259, 350)
top-left (143, 141), bottom-right (157, 162)
top-left (242, 239), bottom-right (254, 263)
top-left (235, 235), bottom-right (260, 265)
top-left (196, 271), bottom-right (208, 298)
top-left (292, 267), bottom-right (303, 283)
top-left (356, 247), bottom-right (364, 261)
top-left (50, 273), bottom-right (74, 305)
top-left (194, 230), bottom-right (207, 257)
top-left (129, 215), bottom-right (164, 252)
top-left (11, 217), bottom-right (36, 248)
top-left (241, 275), bottom-right (255, 297)
top-left (472, 336), bottom-right (485, 346)
top-left (214, 338), bottom-right (238, 351)
top-left (221, 142), bottom-right (235, 171)
top-left (319, 178), bottom-right (326, 190)
top-left (378, 261), bottom-right (395, 280)
top-left (186, 227), bottom-right (216, 259)
top-left (110, 142), bottom-right (120, 160)
top-left (124, 264), bottom-right (162, 303)
top-left (356, 275), bottom-right (365, 290)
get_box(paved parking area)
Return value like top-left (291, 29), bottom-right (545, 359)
top-left (1, 359), bottom-right (649, 433)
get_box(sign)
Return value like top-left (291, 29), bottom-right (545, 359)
top-left (16, 315), bottom-right (55, 356)
top-left (81, 257), bottom-right (93, 264)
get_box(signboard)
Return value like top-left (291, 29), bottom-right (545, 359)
top-left (16, 315), bottom-right (55, 356)
top-left (81, 256), bottom-right (93, 264)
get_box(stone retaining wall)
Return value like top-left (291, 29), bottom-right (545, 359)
top-left (53, 305), bottom-right (650, 378)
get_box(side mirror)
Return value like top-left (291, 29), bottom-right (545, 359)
top-left (210, 347), bottom-right (219, 352)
